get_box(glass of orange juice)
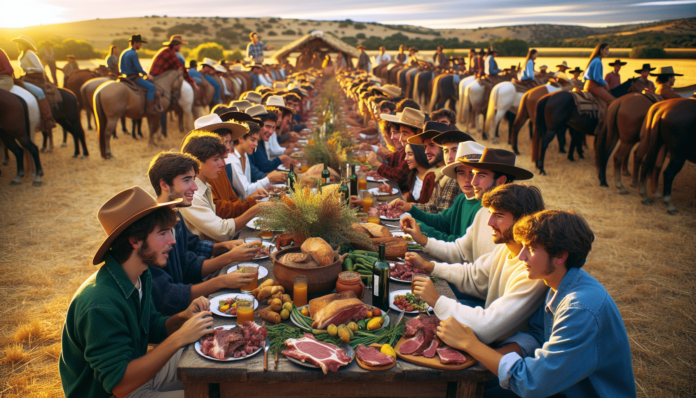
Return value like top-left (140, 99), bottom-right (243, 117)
top-left (368, 207), bottom-right (380, 224)
top-left (361, 191), bottom-right (374, 213)
top-left (236, 296), bottom-right (255, 324)
top-left (294, 275), bottom-right (308, 307)
top-left (300, 158), bottom-right (309, 173)
top-left (359, 149), bottom-right (367, 163)
top-left (357, 169), bottom-right (368, 191)
top-left (238, 263), bottom-right (259, 293)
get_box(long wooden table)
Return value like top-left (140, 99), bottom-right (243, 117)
top-left (177, 180), bottom-right (492, 398)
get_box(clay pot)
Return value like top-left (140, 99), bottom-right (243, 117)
top-left (293, 231), bottom-right (307, 246)
top-left (271, 246), bottom-right (347, 296)
top-left (336, 271), bottom-right (365, 299)
top-left (276, 233), bottom-right (294, 250)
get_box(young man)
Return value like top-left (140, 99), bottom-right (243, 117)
top-left (248, 107), bottom-right (293, 172)
top-left (147, 152), bottom-right (262, 315)
top-left (430, 109), bottom-right (456, 126)
top-left (230, 122), bottom-right (285, 200)
top-left (653, 66), bottom-right (683, 100)
top-left (179, 130), bottom-right (260, 242)
top-left (395, 140), bottom-right (483, 242)
top-left (119, 34), bottom-right (158, 115)
top-left (246, 31), bottom-right (274, 63)
top-left (60, 186), bottom-right (214, 398)
top-left (634, 63), bottom-right (656, 92)
top-left (407, 184), bottom-right (548, 344)
top-left (604, 59), bottom-right (626, 90)
top-left (437, 210), bottom-right (636, 397)
top-left (402, 148), bottom-right (532, 264)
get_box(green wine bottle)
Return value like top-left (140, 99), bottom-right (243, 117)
top-left (287, 163), bottom-right (297, 192)
top-left (372, 243), bottom-right (391, 312)
top-left (338, 179), bottom-right (349, 205)
top-left (349, 164), bottom-right (358, 198)
top-left (321, 163), bottom-right (330, 185)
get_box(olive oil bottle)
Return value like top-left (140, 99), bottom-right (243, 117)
top-left (372, 243), bottom-right (391, 311)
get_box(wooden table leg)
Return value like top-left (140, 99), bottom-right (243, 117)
top-left (447, 381), bottom-right (485, 398)
top-left (183, 382), bottom-right (209, 398)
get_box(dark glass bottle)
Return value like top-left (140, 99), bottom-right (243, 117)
top-left (349, 164), bottom-right (358, 198)
top-left (338, 180), bottom-right (349, 205)
top-left (372, 243), bottom-right (391, 311)
top-left (287, 164), bottom-right (297, 192)
top-left (322, 163), bottom-right (331, 185)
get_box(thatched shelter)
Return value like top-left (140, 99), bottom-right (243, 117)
top-left (272, 30), bottom-right (360, 67)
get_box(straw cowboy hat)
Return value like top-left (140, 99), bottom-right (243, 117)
top-left (241, 91), bottom-right (262, 104)
top-left (67, 54), bottom-right (76, 59)
top-left (128, 34), bottom-right (147, 43)
top-left (11, 35), bottom-right (38, 52)
top-left (162, 35), bottom-right (188, 45)
top-left (220, 111), bottom-right (262, 126)
top-left (539, 65), bottom-right (548, 71)
top-left (375, 84), bottom-right (401, 98)
top-left (432, 129), bottom-right (475, 147)
top-left (249, 61), bottom-right (266, 71)
top-left (265, 95), bottom-right (295, 114)
top-left (245, 104), bottom-right (268, 118)
top-left (201, 58), bottom-right (217, 70)
top-left (231, 64), bottom-right (244, 72)
top-left (380, 107), bottom-right (425, 131)
top-left (650, 66), bottom-right (683, 77)
top-left (556, 61), bottom-right (569, 70)
top-left (93, 186), bottom-right (181, 265)
top-left (229, 100), bottom-right (253, 111)
top-left (608, 59), bottom-right (627, 66)
top-left (194, 114), bottom-right (248, 140)
top-left (442, 142), bottom-right (486, 180)
top-left (273, 82), bottom-right (287, 90)
top-left (634, 63), bottom-right (656, 74)
top-left (408, 122), bottom-right (450, 146)
top-left (214, 65), bottom-right (227, 73)
top-left (458, 148), bottom-right (533, 180)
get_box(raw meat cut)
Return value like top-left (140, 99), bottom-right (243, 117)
top-left (390, 262), bottom-right (431, 281)
top-left (309, 291), bottom-right (368, 329)
top-left (367, 170), bottom-right (381, 179)
top-left (399, 315), bottom-right (439, 357)
top-left (422, 336), bottom-right (441, 358)
top-left (375, 204), bottom-right (404, 219)
top-left (436, 346), bottom-right (467, 365)
top-left (399, 330), bottom-right (429, 355)
top-left (198, 322), bottom-right (267, 360)
top-left (356, 345), bottom-right (395, 367)
top-left (282, 333), bottom-right (352, 374)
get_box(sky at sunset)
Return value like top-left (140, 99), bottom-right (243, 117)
top-left (2, 0), bottom-right (695, 29)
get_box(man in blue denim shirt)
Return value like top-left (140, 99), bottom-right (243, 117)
top-left (437, 209), bottom-right (635, 398)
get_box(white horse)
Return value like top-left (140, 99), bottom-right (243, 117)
top-left (455, 75), bottom-right (476, 123)
top-left (178, 80), bottom-right (195, 133)
top-left (461, 80), bottom-right (487, 134)
top-left (484, 82), bottom-right (525, 144)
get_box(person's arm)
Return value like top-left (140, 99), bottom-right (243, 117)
top-left (420, 224), bottom-right (472, 263)
top-left (25, 51), bottom-right (44, 73)
top-left (150, 265), bottom-right (198, 316)
top-left (376, 155), bottom-right (409, 185)
top-left (411, 203), bottom-right (456, 241)
top-left (178, 196), bottom-right (236, 243)
top-left (250, 142), bottom-right (282, 173)
top-left (591, 59), bottom-right (607, 86)
top-left (415, 173), bottom-right (436, 204)
top-left (209, 174), bottom-right (255, 219)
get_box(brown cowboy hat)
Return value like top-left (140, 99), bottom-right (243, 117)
top-left (229, 100), bottom-right (253, 111)
top-left (241, 91), bottom-right (262, 104)
top-left (128, 34), bottom-right (147, 43)
top-left (432, 130), bottom-right (475, 146)
top-left (408, 122), bottom-right (450, 146)
top-left (163, 35), bottom-right (188, 45)
top-left (380, 107), bottom-right (425, 131)
top-left (458, 148), bottom-right (533, 181)
top-left (93, 186), bottom-right (181, 265)
top-left (245, 104), bottom-right (269, 118)
top-left (608, 59), bottom-right (626, 66)
top-left (634, 63), bottom-right (656, 73)
top-left (650, 66), bottom-right (682, 77)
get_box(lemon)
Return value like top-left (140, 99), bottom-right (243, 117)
top-left (327, 324), bottom-right (338, 336)
top-left (381, 344), bottom-right (396, 359)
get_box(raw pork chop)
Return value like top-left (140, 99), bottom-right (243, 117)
top-left (422, 336), bottom-right (442, 358)
top-left (400, 314), bottom-right (439, 356)
top-left (282, 333), bottom-right (352, 374)
top-left (356, 345), bottom-right (395, 367)
top-left (436, 346), bottom-right (467, 365)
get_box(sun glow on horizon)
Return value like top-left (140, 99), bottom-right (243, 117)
top-left (2, 0), bottom-right (67, 28)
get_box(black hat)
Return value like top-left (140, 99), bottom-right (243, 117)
top-left (128, 34), bottom-right (147, 44)
top-left (608, 59), bottom-right (627, 66)
top-left (432, 130), bottom-right (475, 146)
top-left (634, 63), bottom-right (656, 74)
top-left (220, 111), bottom-right (262, 126)
top-left (407, 122), bottom-right (449, 145)
top-left (569, 66), bottom-right (583, 74)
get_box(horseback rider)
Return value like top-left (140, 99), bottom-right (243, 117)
top-left (199, 58), bottom-right (222, 105)
top-left (605, 59), bottom-right (626, 90)
top-left (356, 45), bottom-right (371, 72)
top-left (12, 35), bottom-right (57, 131)
top-left (0, 48), bottom-right (14, 92)
top-left (517, 49), bottom-right (539, 89)
top-left (652, 66), bottom-right (683, 100)
top-left (39, 41), bottom-right (58, 85)
top-left (105, 45), bottom-right (119, 76)
top-left (188, 60), bottom-right (202, 85)
top-left (150, 35), bottom-right (196, 89)
top-left (433, 45), bottom-right (448, 69)
top-left (634, 63), bottom-right (656, 92)
top-left (569, 66), bottom-right (584, 89)
top-left (408, 47), bottom-right (420, 66)
top-left (554, 61), bottom-right (571, 85)
top-left (119, 34), bottom-right (159, 115)
top-left (484, 48), bottom-right (501, 83)
top-left (583, 43), bottom-right (615, 103)
top-left (61, 55), bottom-right (80, 87)
top-left (396, 45), bottom-right (408, 65)
top-left (375, 46), bottom-right (391, 66)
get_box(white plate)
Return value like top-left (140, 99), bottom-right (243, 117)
top-left (284, 342), bottom-right (355, 370)
top-left (366, 176), bottom-right (378, 182)
top-left (257, 196), bottom-right (270, 202)
top-left (246, 217), bottom-right (283, 232)
top-left (253, 242), bottom-right (275, 260)
top-left (390, 231), bottom-right (415, 245)
top-left (368, 187), bottom-right (399, 197)
top-left (278, 163), bottom-right (301, 171)
top-left (210, 293), bottom-right (258, 317)
top-left (298, 139), bottom-right (309, 144)
top-left (380, 212), bottom-right (410, 222)
top-left (195, 325), bottom-right (264, 362)
top-left (227, 264), bottom-right (269, 278)
top-left (290, 305), bottom-right (390, 330)
top-left (389, 289), bottom-right (432, 314)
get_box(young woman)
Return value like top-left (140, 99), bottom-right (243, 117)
top-left (404, 143), bottom-right (437, 204)
top-left (230, 124), bottom-right (284, 200)
top-left (583, 42), bottom-right (615, 103)
top-left (518, 49), bottom-right (538, 88)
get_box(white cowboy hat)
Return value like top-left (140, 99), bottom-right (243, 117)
top-left (229, 100), bottom-right (253, 111)
top-left (380, 107), bottom-right (425, 131)
top-left (245, 104), bottom-right (268, 118)
top-left (11, 35), bottom-right (38, 52)
top-left (273, 82), bottom-right (287, 89)
top-left (231, 64), bottom-right (243, 72)
top-left (200, 58), bottom-right (218, 70)
top-left (194, 114), bottom-right (248, 140)
top-left (442, 142), bottom-right (485, 180)
top-left (214, 65), bottom-right (227, 73)
top-left (265, 95), bottom-right (295, 114)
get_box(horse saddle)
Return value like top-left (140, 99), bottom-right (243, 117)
top-left (641, 90), bottom-right (664, 104)
top-left (118, 76), bottom-right (146, 93)
top-left (571, 91), bottom-right (601, 119)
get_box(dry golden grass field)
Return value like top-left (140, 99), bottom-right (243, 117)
top-left (0, 97), bottom-right (695, 397)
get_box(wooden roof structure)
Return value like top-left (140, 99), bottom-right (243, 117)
top-left (272, 31), bottom-right (361, 63)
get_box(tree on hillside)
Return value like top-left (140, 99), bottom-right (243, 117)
top-left (190, 43), bottom-right (225, 61)
top-left (489, 37), bottom-right (529, 56)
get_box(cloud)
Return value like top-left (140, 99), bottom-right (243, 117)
top-left (632, 0), bottom-right (696, 5)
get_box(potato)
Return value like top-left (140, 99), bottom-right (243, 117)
top-left (270, 298), bottom-right (282, 312)
top-left (282, 294), bottom-right (292, 304)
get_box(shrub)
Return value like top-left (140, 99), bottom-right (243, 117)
top-left (167, 23), bottom-right (207, 36)
top-left (489, 37), bottom-right (529, 56)
top-left (226, 49), bottom-right (244, 61)
top-left (631, 46), bottom-right (667, 59)
top-left (300, 22), bottom-right (308, 26)
top-left (263, 24), bottom-right (273, 29)
top-left (282, 30), bottom-right (297, 35)
top-left (354, 23), bottom-right (366, 30)
top-left (341, 37), bottom-right (358, 46)
top-left (190, 42), bottom-right (225, 61)
top-left (356, 33), bottom-right (366, 39)
top-left (150, 26), bottom-right (165, 35)
top-left (233, 23), bottom-right (246, 30)
top-left (268, 31), bottom-right (278, 36)
top-left (217, 28), bottom-right (240, 42)
top-left (257, 27), bottom-right (265, 33)
top-left (268, 17), bottom-right (278, 23)
top-left (42, 38), bottom-right (103, 59)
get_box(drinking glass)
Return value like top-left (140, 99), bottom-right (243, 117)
top-left (411, 273), bottom-right (428, 294)
top-left (236, 296), bottom-right (255, 324)
top-left (367, 207), bottom-right (380, 224)
top-left (300, 158), bottom-right (309, 173)
top-left (359, 149), bottom-right (367, 163)
top-left (361, 191), bottom-right (374, 213)
top-left (293, 275), bottom-right (308, 307)
top-left (239, 263), bottom-right (259, 293)
top-left (357, 169), bottom-right (368, 191)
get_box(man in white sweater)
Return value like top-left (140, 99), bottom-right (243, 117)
top-left (408, 181), bottom-right (547, 344)
top-left (403, 148), bottom-right (529, 264)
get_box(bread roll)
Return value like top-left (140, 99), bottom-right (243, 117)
top-left (361, 223), bottom-right (391, 238)
top-left (301, 238), bottom-right (334, 267)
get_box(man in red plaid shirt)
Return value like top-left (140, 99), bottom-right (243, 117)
top-left (149, 35), bottom-right (196, 88)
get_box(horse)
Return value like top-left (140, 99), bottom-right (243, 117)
top-left (509, 84), bottom-right (567, 155)
top-left (0, 89), bottom-right (43, 186)
top-left (484, 82), bottom-right (526, 145)
top-left (533, 78), bottom-right (639, 175)
top-left (94, 69), bottom-right (183, 159)
top-left (413, 67), bottom-right (435, 110)
top-left (635, 98), bottom-right (696, 214)
top-left (461, 80), bottom-right (487, 135)
top-left (455, 75), bottom-right (477, 124)
top-left (428, 73), bottom-right (466, 114)
top-left (595, 92), bottom-right (659, 192)
top-left (65, 68), bottom-right (110, 130)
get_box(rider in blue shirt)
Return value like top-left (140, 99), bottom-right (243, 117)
top-left (119, 35), bottom-right (157, 114)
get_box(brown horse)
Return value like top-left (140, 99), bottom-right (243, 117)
top-left (595, 92), bottom-right (657, 192)
top-left (0, 89), bottom-right (43, 186)
top-left (94, 69), bottom-right (183, 159)
top-left (635, 98), bottom-right (696, 214)
top-left (65, 68), bottom-right (110, 130)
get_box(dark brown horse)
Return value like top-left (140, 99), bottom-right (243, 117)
top-left (0, 89), bottom-right (43, 186)
top-left (635, 98), bottom-right (696, 214)
top-left (510, 84), bottom-right (571, 155)
top-left (533, 78), bottom-right (639, 175)
top-left (65, 67), bottom-right (110, 130)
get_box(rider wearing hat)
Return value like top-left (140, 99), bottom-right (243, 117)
top-left (652, 66), bottom-right (683, 100)
top-left (150, 35), bottom-right (196, 88)
top-left (199, 58), bottom-right (222, 105)
top-left (356, 45), bottom-right (371, 72)
top-left (634, 63), bottom-right (656, 92)
top-left (120, 34), bottom-right (159, 115)
top-left (569, 66), bottom-right (583, 89)
top-left (605, 59), bottom-right (626, 90)
top-left (61, 54), bottom-right (80, 87)
top-left (12, 35), bottom-right (57, 130)
top-left (484, 48), bottom-right (501, 83)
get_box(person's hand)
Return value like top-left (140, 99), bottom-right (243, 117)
top-left (367, 151), bottom-right (382, 168)
top-left (251, 188), bottom-right (269, 200)
top-left (360, 142), bottom-right (374, 152)
top-left (267, 170), bottom-right (287, 184)
top-left (185, 296), bottom-right (210, 318)
top-left (219, 268), bottom-right (258, 289)
top-left (147, 74), bottom-right (155, 81)
top-left (349, 195), bottom-right (363, 208)
top-left (412, 275), bottom-right (439, 307)
top-left (390, 198), bottom-right (412, 212)
top-left (278, 155), bottom-right (292, 167)
top-left (404, 252), bottom-right (435, 272)
top-left (437, 317), bottom-right (479, 352)
top-left (224, 241), bottom-right (262, 263)
top-left (377, 144), bottom-right (392, 159)
top-left (290, 132), bottom-right (300, 140)
top-left (174, 311), bottom-right (213, 346)
top-left (219, 239), bottom-right (244, 252)
top-left (400, 216), bottom-right (427, 246)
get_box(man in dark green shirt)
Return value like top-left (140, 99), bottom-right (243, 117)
top-left (60, 186), bottom-right (214, 398)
